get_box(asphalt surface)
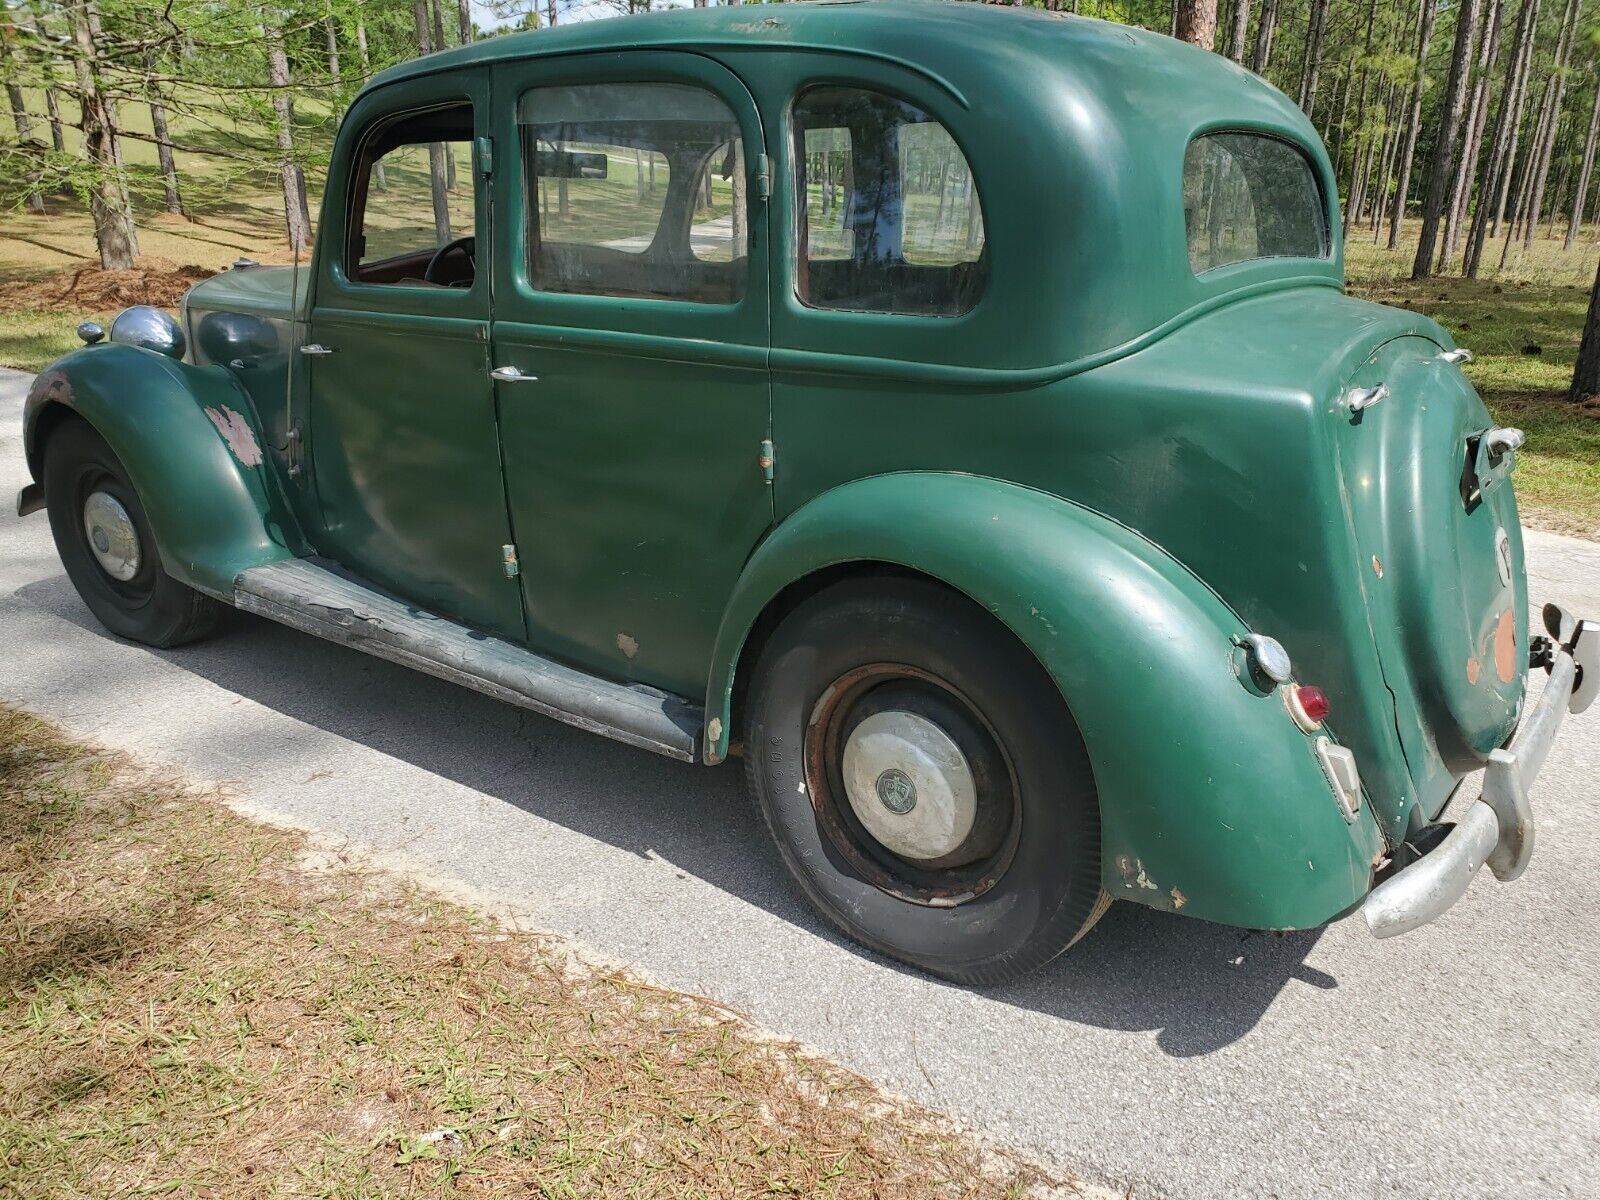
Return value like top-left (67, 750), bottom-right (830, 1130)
top-left (2, 366), bottom-right (1597, 1198)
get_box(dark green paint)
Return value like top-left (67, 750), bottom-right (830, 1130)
top-left (22, 346), bottom-right (301, 597)
top-left (21, 0), bottom-right (1530, 933)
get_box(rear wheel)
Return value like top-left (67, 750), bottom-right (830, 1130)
top-left (743, 577), bottom-right (1108, 985)
top-left (43, 420), bottom-right (222, 648)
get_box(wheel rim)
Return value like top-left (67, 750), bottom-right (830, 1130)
top-left (82, 489), bottom-right (142, 582)
top-left (804, 664), bottom-right (1021, 906)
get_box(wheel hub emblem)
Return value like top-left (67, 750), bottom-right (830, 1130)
top-left (875, 768), bottom-right (917, 815)
top-left (91, 528), bottom-right (110, 553)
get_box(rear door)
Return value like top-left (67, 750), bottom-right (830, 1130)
top-left (307, 70), bottom-right (525, 639)
top-left (489, 53), bottom-right (772, 698)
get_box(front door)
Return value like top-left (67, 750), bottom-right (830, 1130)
top-left (489, 53), bottom-right (772, 698)
top-left (306, 70), bottom-right (524, 640)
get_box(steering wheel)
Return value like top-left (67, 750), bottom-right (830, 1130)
top-left (424, 235), bottom-right (475, 286)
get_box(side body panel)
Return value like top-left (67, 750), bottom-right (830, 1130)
top-left (706, 472), bottom-right (1385, 930)
top-left (22, 346), bottom-right (301, 596)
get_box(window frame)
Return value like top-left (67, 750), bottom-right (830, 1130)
top-left (787, 81), bottom-right (990, 319)
top-left (1181, 128), bottom-right (1332, 278)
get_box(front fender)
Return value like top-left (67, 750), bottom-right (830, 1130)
top-left (23, 345), bottom-right (300, 598)
top-left (707, 472), bottom-right (1383, 930)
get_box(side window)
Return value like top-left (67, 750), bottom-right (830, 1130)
top-left (519, 82), bottom-right (748, 304)
top-left (792, 86), bottom-right (986, 317)
top-left (1183, 133), bottom-right (1329, 273)
top-left (348, 103), bottom-right (478, 288)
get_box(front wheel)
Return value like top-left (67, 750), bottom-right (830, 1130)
top-left (43, 420), bottom-right (223, 648)
top-left (744, 577), bottom-right (1108, 985)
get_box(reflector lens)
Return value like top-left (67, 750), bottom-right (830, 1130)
top-left (1296, 686), bottom-right (1331, 724)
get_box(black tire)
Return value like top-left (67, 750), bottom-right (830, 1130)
top-left (43, 419), bottom-right (223, 648)
top-left (744, 576), bottom-right (1109, 986)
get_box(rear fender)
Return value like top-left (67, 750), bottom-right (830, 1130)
top-left (707, 472), bottom-right (1383, 930)
top-left (23, 345), bottom-right (300, 598)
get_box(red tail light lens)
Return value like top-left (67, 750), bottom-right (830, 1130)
top-left (1296, 686), bottom-right (1331, 724)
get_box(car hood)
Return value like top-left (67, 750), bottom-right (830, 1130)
top-left (184, 264), bottom-right (307, 322)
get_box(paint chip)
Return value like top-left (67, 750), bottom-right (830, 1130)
top-left (615, 632), bottom-right (639, 659)
top-left (203, 405), bottom-right (263, 467)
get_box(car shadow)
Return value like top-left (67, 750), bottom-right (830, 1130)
top-left (15, 573), bottom-right (1335, 1058)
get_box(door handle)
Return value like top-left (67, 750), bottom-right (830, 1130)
top-left (1440, 348), bottom-right (1473, 365)
top-left (490, 365), bottom-right (538, 382)
top-left (299, 343), bottom-right (335, 356)
top-left (1345, 383), bottom-right (1388, 415)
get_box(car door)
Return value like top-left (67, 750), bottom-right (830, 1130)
top-left (306, 69), bottom-right (525, 641)
top-left (489, 53), bottom-right (772, 697)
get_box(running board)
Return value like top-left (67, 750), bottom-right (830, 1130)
top-left (233, 559), bottom-right (702, 762)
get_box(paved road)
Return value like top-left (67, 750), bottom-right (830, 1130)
top-left (3, 367), bottom-right (1597, 1199)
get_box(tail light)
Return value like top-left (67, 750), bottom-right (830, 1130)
top-left (1286, 684), bottom-right (1330, 732)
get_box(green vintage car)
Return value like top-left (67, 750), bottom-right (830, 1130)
top-left (17, 0), bottom-right (1596, 983)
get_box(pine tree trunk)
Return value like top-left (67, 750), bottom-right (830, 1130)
top-left (1341, 0), bottom-right (1380, 234)
top-left (1572, 254), bottom-right (1600, 402)
top-left (263, 16), bottom-right (311, 256)
top-left (144, 50), bottom-right (184, 217)
top-left (1412, 0), bottom-right (1480, 278)
top-left (0, 24), bottom-right (44, 213)
top-left (457, 0), bottom-right (472, 43)
top-left (1227, 0), bottom-right (1249, 64)
top-left (1175, 0), bottom-right (1218, 49)
top-left (1566, 75), bottom-right (1600, 249)
top-left (19, 6), bottom-right (66, 154)
top-left (1298, 0), bottom-right (1329, 118)
top-left (410, 0), bottom-right (451, 241)
top-left (1251, 0), bottom-right (1276, 72)
top-left (1440, 0), bottom-right (1501, 271)
top-left (1372, 83), bottom-right (1403, 238)
top-left (1388, 0), bottom-right (1439, 249)
top-left (1519, 0), bottom-right (1580, 251)
top-left (66, 0), bottom-right (137, 268)
top-left (547, 0), bottom-right (558, 27)
top-left (356, 16), bottom-right (384, 189)
top-left (1467, 0), bottom-right (1538, 274)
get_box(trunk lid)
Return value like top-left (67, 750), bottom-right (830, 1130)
top-left (1331, 335), bottom-right (1527, 803)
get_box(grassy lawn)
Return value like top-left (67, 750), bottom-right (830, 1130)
top-left (0, 707), bottom-right (1068, 1198)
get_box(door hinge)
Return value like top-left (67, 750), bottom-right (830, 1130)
top-left (476, 136), bottom-right (493, 177)
top-left (755, 153), bottom-right (770, 202)
top-left (285, 422), bottom-right (303, 479)
top-left (758, 438), bottom-right (774, 485)
top-left (501, 543), bottom-right (520, 578)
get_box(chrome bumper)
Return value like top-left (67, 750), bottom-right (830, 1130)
top-left (1363, 604), bottom-right (1597, 939)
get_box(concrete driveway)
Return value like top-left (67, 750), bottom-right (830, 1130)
top-left (2, 366), bottom-right (1596, 1199)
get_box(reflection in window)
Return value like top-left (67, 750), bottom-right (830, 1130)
top-left (793, 86), bottom-right (986, 316)
top-left (519, 82), bottom-right (747, 303)
top-left (1183, 133), bottom-right (1328, 273)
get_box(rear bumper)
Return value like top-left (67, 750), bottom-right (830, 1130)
top-left (1362, 604), bottom-right (1597, 939)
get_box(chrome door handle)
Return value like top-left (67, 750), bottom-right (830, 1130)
top-left (490, 365), bottom-right (538, 382)
top-left (1345, 383), bottom-right (1388, 415)
top-left (1485, 426), bottom-right (1525, 460)
top-left (1440, 348), bottom-right (1473, 365)
top-left (299, 343), bottom-right (335, 356)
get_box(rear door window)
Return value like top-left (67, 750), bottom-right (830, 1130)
top-left (1184, 133), bottom-right (1329, 273)
top-left (791, 86), bottom-right (986, 317)
top-left (519, 82), bottom-right (748, 304)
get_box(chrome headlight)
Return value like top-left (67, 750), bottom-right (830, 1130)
top-left (109, 305), bottom-right (186, 360)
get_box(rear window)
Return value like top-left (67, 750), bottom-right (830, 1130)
top-left (1183, 133), bottom-right (1328, 274)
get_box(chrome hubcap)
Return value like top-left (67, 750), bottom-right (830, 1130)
top-left (841, 709), bottom-right (976, 862)
top-left (82, 490), bottom-right (141, 582)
